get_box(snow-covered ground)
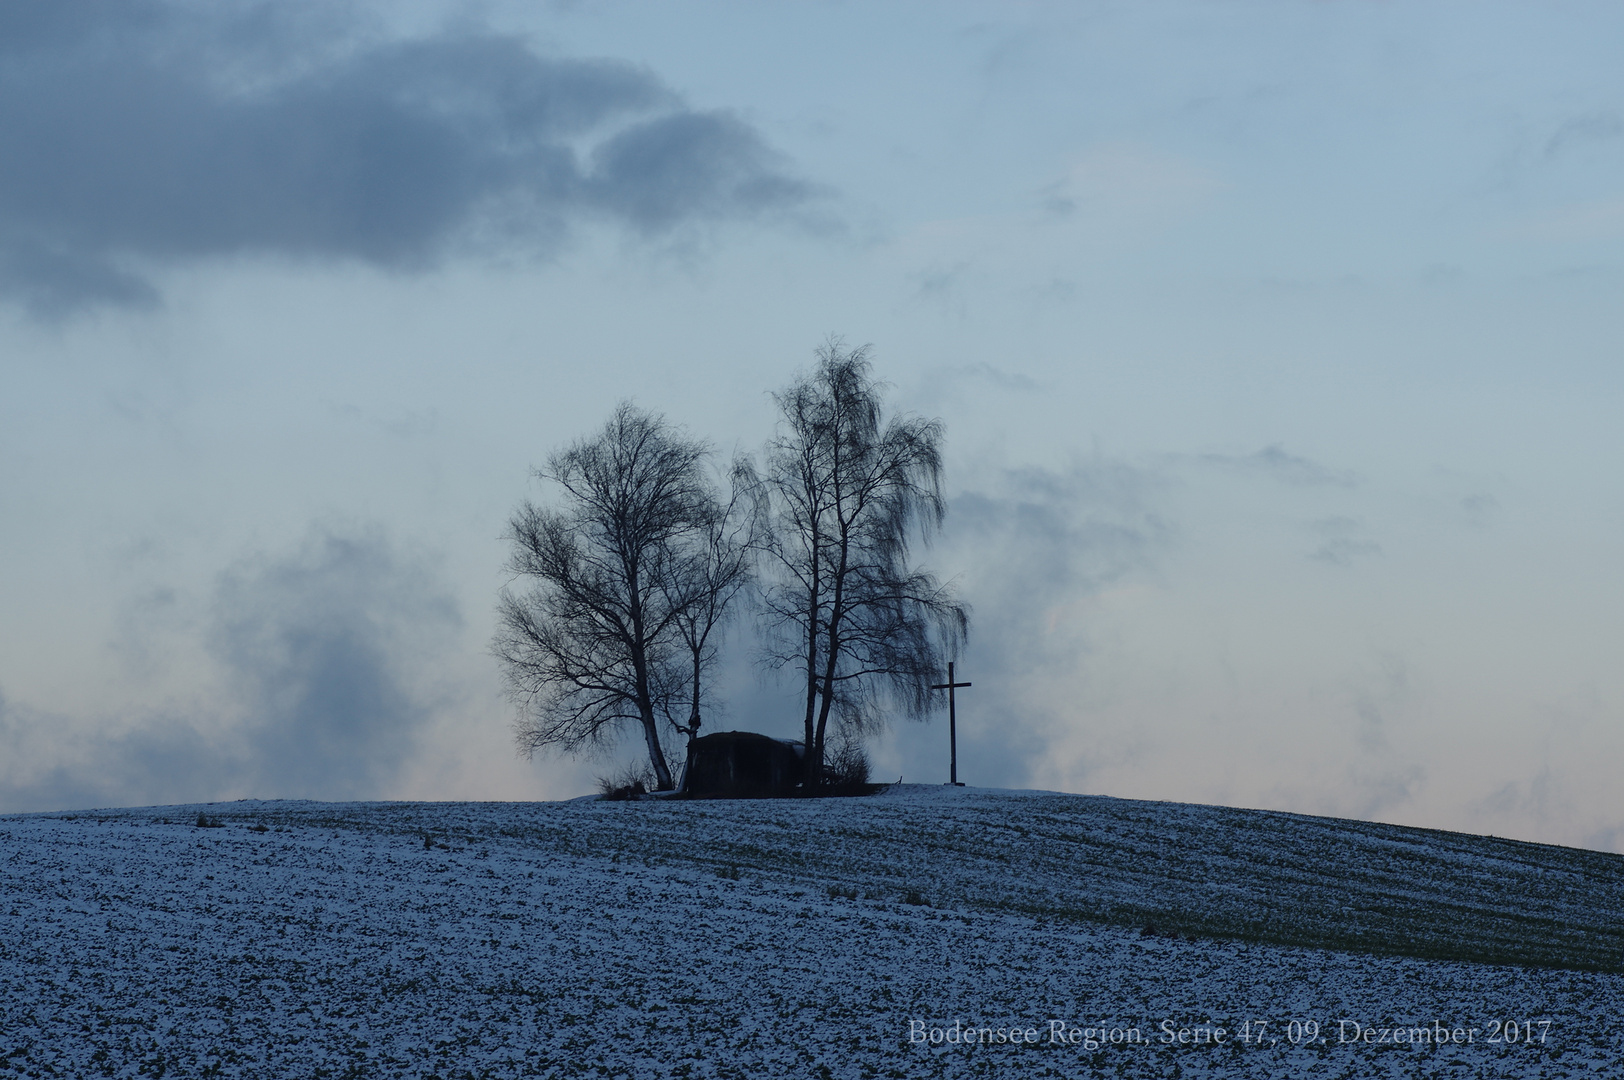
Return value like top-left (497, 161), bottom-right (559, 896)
top-left (3, 786), bottom-right (1621, 1078)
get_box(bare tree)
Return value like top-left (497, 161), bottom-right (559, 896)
top-left (750, 340), bottom-right (969, 786)
top-left (494, 403), bottom-right (714, 791)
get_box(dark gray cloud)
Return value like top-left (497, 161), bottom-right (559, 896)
top-left (0, 2), bottom-right (818, 315)
top-left (0, 0), bottom-right (168, 55)
top-left (0, 240), bottom-right (161, 316)
top-left (0, 526), bottom-right (463, 811)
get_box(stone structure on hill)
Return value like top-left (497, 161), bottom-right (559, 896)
top-left (681, 731), bottom-right (804, 797)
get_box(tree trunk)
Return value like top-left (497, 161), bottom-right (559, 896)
top-left (802, 528), bottom-right (822, 788)
top-left (688, 646), bottom-right (704, 744)
top-left (812, 622), bottom-right (839, 787)
top-left (639, 706), bottom-right (673, 791)
top-left (810, 511), bottom-right (852, 788)
top-left (802, 620), bottom-right (819, 787)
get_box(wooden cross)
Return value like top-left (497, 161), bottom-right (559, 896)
top-left (930, 662), bottom-right (972, 786)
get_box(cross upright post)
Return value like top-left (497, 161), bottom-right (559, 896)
top-left (930, 662), bottom-right (972, 786)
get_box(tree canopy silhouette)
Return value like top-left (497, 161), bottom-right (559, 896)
top-left (495, 403), bottom-right (743, 790)
top-left (748, 340), bottom-right (969, 786)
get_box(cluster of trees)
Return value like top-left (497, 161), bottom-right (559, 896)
top-left (493, 340), bottom-right (969, 791)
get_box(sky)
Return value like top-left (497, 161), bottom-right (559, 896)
top-left (2, 0), bottom-right (1622, 851)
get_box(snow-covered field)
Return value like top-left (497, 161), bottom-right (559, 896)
top-left (3, 785), bottom-right (1621, 1078)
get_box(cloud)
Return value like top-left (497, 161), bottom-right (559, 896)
top-left (1328, 651), bottom-right (1424, 819)
top-left (1460, 492), bottom-right (1499, 529)
top-left (0, 525), bottom-right (464, 811)
top-left (1199, 444), bottom-right (1359, 488)
top-left (1477, 767), bottom-right (1556, 824)
top-left (0, 240), bottom-right (161, 317)
top-left (1544, 111), bottom-right (1624, 159)
top-left (1345, 763), bottom-right (1425, 820)
top-left (0, 691), bottom-right (239, 813)
top-left (951, 460), bottom-right (1172, 600)
top-left (1344, 651), bottom-right (1409, 754)
top-left (210, 527), bottom-right (462, 799)
top-left (588, 111), bottom-right (813, 233)
top-left (938, 362), bottom-right (1041, 393)
top-left (917, 459), bottom-right (1174, 787)
top-left (909, 259), bottom-right (975, 317)
top-left (0, 2), bottom-right (819, 315)
top-left (1308, 515), bottom-right (1382, 566)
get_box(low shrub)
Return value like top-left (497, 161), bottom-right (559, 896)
top-left (597, 762), bottom-right (658, 801)
top-left (822, 740), bottom-right (871, 789)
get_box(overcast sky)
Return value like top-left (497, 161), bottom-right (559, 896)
top-left (3, 1), bottom-right (1622, 851)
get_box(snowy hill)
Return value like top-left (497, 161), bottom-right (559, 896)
top-left (3, 786), bottom-right (1621, 1077)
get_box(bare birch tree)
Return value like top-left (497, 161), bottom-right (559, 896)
top-left (494, 403), bottom-right (714, 791)
top-left (751, 340), bottom-right (969, 786)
